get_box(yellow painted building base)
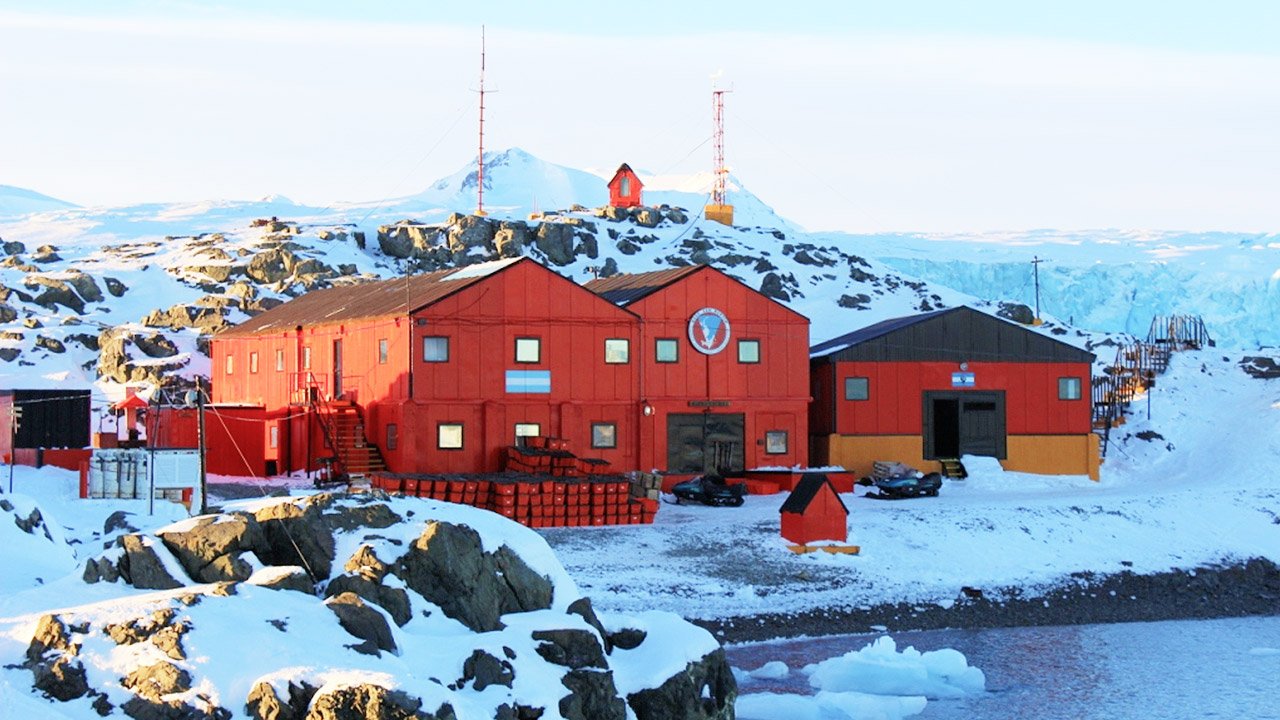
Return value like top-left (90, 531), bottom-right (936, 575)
top-left (705, 204), bottom-right (734, 226)
top-left (822, 433), bottom-right (1100, 482)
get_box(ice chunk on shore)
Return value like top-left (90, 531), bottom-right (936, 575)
top-left (805, 636), bottom-right (986, 699)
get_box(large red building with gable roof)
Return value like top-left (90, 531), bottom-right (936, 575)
top-left (207, 258), bottom-right (810, 479)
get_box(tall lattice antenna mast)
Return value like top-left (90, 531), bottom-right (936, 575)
top-left (711, 88), bottom-right (728, 206)
top-left (476, 26), bottom-right (487, 216)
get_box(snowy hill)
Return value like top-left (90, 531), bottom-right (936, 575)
top-left (0, 146), bottom-right (1273, 409)
top-left (0, 185), bottom-right (77, 218)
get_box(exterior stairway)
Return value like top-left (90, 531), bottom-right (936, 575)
top-left (321, 402), bottom-right (386, 479)
top-left (939, 458), bottom-right (967, 480)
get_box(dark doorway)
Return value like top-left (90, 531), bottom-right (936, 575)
top-left (924, 391), bottom-right (1006, 459)
top-left (931, 398), bottom-right (960, 458)
top-left (332, 339), bottom-right (343, 398)
top-left (666, 413), bottom-right (745, 474)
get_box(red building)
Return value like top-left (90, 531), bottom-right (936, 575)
top-left (810, 306), bottom-right (1100, 480)
top-left (585, 265), bottom-right (810, 474)
top-left (607, 163), bottom-right (643, 208)
top-left (208, 258), bottom-right (811, 479)
top-left (779, 473), bottom-right (849, 545)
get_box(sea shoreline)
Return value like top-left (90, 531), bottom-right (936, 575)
top-left (693, 557), bottom-right (1280, 645)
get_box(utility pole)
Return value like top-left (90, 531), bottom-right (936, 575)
top-left (196, 378), bottom-right (207, 514)
top-left (475, 25), bottom-right (488, 217)
top-left (1031, 256), bottom-right (1046, 324)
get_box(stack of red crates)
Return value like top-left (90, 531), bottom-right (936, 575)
top-left (370, 472), bottom-right (657, 528)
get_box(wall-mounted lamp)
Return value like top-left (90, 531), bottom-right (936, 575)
top-left (642, 402), bottom-right (654, 417)
top-left (959, 362), bottom-right (969, 371)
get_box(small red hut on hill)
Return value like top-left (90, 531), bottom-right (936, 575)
top-left (607, 164), bottom-right (643, 208)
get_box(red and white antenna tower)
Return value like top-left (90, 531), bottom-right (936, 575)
top-left (711, 88), bottom-right (728, 206)
top-left (705, 85), bottom-right (734, 226)
top-left (475, 26), bottom-right (488, 216)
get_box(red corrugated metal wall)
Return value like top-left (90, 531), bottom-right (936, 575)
top-left (828, 360), bottom-right (1092, 435)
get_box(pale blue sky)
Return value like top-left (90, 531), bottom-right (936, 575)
top-left (2, 1), bottom-right (1277, 231)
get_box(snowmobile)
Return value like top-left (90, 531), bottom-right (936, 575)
top-left (669, 473), bottom-right (747, 507)
top-left (863, 471), bottom-right (942, 500)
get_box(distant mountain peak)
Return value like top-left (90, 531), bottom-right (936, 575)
top-left (0, 184), bottom-right (78, 217)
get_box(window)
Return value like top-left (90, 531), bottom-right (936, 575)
top-left (269, 425), bottom-right (279, 449)
top-left (275, 349), bottom-right (284, 372)
top-left (604, 338), bottom-right (629, 364)
top-left (225, 355), bottom-right (234, 375)
top-left (765, 430), bottom-right (788, 455)
top-left (423, 336), bottom-right (449, 362)
top-left (845, 377), bottom-right (869, 401)
top-left (620, 176), bottom-right (631, 196)
top-left (515, 337), bottom-right (541, 363)
top-left (249, 352), bottom-right (259, 374)
top-left (737, 339), bottom-right (760, 364)
top-left (302, 346), bottom-right (311, 370)
top-left (1059, 377), bottom-right (1082, 401)
top-left (378, 338), bottom-right (389, 365)
top-left (655, 338), bottom-right (678, 363)
top-left (438, 423), bottom-right (463, 450)
top-left (386, 423), bottom-right (398, 450)
top-left (591, 422), bottom-right (617, 449)
top-left (515, 423), bottom-right (541, 446)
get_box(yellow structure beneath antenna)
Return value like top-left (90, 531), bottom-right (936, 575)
top-left (705, 204), bottom-right (734, 226)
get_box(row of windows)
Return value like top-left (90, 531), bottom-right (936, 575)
top-left (383, 421), bottom-right (790, 455)
top-left (226, 336), bottom-right (766, 374)
top-left (426, 336), bottom-right (763, 364)
top-left (841, 376), bottom-right (1084, 401)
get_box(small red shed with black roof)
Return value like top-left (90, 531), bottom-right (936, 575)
top-left (779, 472), bottom-right (849, 545)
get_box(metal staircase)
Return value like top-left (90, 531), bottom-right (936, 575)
top-left (1092, 315), bottom-right (1210, 458)
top-left (293, 372), bottom-right (386, 483)
top-left (938, 458), bottom-right (967, 480)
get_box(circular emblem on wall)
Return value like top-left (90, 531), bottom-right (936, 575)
top-left (688, 307), bottom-right (731, 355)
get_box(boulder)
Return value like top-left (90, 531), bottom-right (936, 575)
top-left (759, 272), bottom-right (791, 301)
top-left (116, 534), bottom-right (188, 589)
top-left (997, 302), bottom-right (1035, 324)
top-left (559, 669), bottom-right (626, 720)
top-left (446, 215), bottom-right (497, 257)
top-left (135, 333), bottom-right (178, 358)
top-left (245, 680), bottom-right (317, 720)
top-left (33, 655), bottom-right (90, 701)
top-left (460, 649), bottom-right (515, 691)
top-left (225, 281), bottom-right (258, 300)
top-left (248, 566), bottom-right (316, 594)
top-left (185, 265), bottom-right (234, 282)
top-left (324, 574), bottom-right (410, 626)
top-left (325, 592), bottom-right (398, 656)
top-left (634, 207), bottom-right (663, 228)
top-left (2, 240), bottom-right (26, 255)
top-left (157, 513), bottom-right (268, 583)
top-left (35, 335), bottom-right (65, 353)
top-left (306, 685), bottom-right (449, 720)
top-left (65, 272), bottom-right (104, 303)
top-left (32, 245), bottom-right (62, 263)
top-left (494, 221), bottom-right (530, 258)
top-left (532, 629), bottom-right (607, 670)
top-left (105, 277), bottom-right (128, 297)
top-left (252, 498), bottom-right (336, 579)
top-left (24, 276), bottom-right (85, 314)
top-left (535, 223), bottom-right (577, 266)
top-left (246, 248), bottom-right (295, 284)
top-left (0, 303), bottom-right (16, 323)
top-left (121, 696), bottom-right (229, 720)
top-left (26, 614), bottom-right (75, 663)
top-left (393, 521), bottom-right (553, 633)
top-left (665, 207), bottom-right (689, 224)
top-left (625, 648), bottom-right (736, 720)
top-left (122, 661), bottom-right (191, 699)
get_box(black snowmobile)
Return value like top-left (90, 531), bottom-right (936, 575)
top-left (669, 473), bottom-right (746, 507)
top-left (863, 471), bottom-right (943, 500)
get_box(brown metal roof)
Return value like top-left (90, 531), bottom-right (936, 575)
top-left (583, 265), bottom-right (705, 306)
top-left (218, 259), bottom-right (524, 338)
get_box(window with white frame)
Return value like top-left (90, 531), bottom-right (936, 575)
top-left (438, 423), bottom-right (463, 450)
top-left (737, 339), bottom-right (760, 364)
top-left (515, 337), bottom-right (541, 363)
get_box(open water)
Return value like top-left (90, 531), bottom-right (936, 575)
top-left (727, 615), bottom-right (1280, 719)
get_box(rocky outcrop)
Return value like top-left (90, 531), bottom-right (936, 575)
top-left (307, 685), bottom-right (450, 720)
top-left (104, 277), bottom-right (128, 297)
top-left (535, 222), bottom-right (578, 266)
top-left (325, 592), bottom-right (398, 656)
top-left (393, 521), bottom-right (553, 632)
top-left (24, 275), bottom-right (85, 314)
top-left (141, 303), bottom-right (228, 332)
top-left (997, 301), bottom-right (1035, 324)
top-left (157, 512), bottom-right (269, 583)
top-left (32, 245), bottom-right (62, 263)
top-left (626, 649), bottom-right (737, 720)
